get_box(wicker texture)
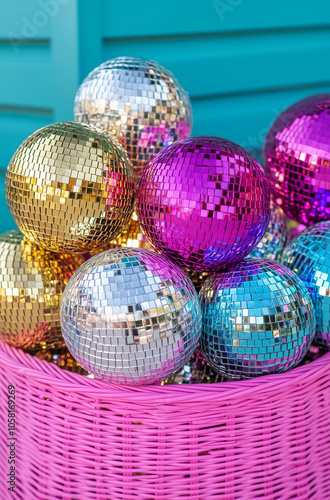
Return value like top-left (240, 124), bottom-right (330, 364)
top-left (0, 340), bottom-right (329, 500)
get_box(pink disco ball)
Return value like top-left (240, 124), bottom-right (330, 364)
top-left (264, 93), bottom-right (330, 225)
top-left (137, 136), bottom-right (271, 272)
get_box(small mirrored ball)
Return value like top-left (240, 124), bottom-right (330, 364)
top-left (60, 248), bottom-right (202, 385)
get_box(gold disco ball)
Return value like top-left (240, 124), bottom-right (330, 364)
top-left (0, 229), bottom-right (84, 350)
top-left (74, 57), bottom-right (193, 179)
top-left (87, 211), bottom-right (154, 257)
top-left (5, 122), bottom-right (136, 254)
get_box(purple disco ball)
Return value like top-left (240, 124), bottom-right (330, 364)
top-left (200, 258), bottom-right (316, 380)
top-left (137, 137), bottom-right (271, 272)
top-left (264, 93), bottom-right (330, 226)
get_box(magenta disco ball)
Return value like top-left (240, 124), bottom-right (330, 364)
top-left (137, 136), bottom-right (271, 272)
top-left (264, 93), bottom-right (330, 226)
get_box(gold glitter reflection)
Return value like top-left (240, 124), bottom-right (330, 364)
top-left (32, 345), bottom-right (92, 377)
top-left (88, 211), bottom-right (154, 257)
top-left (0, 229), bottom-right (84, 350)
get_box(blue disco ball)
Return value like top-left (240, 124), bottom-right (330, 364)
top-left (282, 221), bottom-right (330, 349)
top-left (199, 258), bottom-right (315, 379)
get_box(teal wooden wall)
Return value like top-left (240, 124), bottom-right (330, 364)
top-left (1, 0), bottom-right (330, 231)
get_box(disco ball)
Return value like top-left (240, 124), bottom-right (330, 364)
top-left (281, 221), bottom-right (330, 349)
top-left (0, 229), bottom-right (83, 350)
top-left (137, 136), bottom-right (271, 272)
top-left (60, 248), bottom-right (202, 385)
top-left (264, 93), bottom-right (330, 225)
top-left (249, 198), bottom-right (290, 261)
top-left (6, 122), bottom-right (135, 254)
top-left (74, 57), bottom-right (192, 179)
top-left (200, 258), bottom-right (315, 379)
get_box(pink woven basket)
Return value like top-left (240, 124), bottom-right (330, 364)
top-left (0, 339), bottom-right (329, 500)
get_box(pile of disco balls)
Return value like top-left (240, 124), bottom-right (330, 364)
top-left (1, 57), bottom-right (329, 385)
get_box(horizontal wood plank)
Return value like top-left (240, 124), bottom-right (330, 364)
top-left (0, 40), bottom-right (50, 63)
top-left (0, 62), bottom-right (54, 108)
top-left (102, 28), bottom-right (330, 98)
top-left (103, 0), bottom-right (330, 38)
top-left (0, 0), bottom-right (73, 39)
top-left (191, 84), bottom-right (330, 164)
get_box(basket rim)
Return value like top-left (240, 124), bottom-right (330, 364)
top-left (1, 339), bottom-right (329, 402)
